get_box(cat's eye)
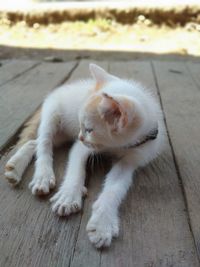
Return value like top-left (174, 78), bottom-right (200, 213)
top-left (85, 128), bottom-right (93, 133)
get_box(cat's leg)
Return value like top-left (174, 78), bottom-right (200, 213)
top-left (87, 159), bottom-right (134, 248)
top-left (29, 111), bottom-right (58, 195)
top-left (5, 140), bottom-right (36, 185)
top-left (50, 141), bottom-right (90, 216)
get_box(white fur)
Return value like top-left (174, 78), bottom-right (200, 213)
top-left (5, 140), bottom-right (36, 185)
top-left (5, 64), bottom-right (165, 248)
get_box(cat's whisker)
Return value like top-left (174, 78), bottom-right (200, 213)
top-left (92, 154), bottom-right (95, 172)
top-left (99, 154), bottom-right (104, 172)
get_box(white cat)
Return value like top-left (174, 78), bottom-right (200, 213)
top-left (5, 64), bottom-right (165, 248)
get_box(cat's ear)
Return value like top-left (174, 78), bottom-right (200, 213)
top-left (98, 93), bottom-right (128, 132)
top-left (89, 64), bottom-right (118, 89)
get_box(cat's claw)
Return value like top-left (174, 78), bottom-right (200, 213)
top-left (51, 200), bottom-right (81, 216)
top-left (50, 186), bottom-right (87, 217)
top-left (29, 173), bottom-right (56, 195)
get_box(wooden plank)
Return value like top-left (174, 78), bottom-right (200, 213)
top-left (0, 59), bottom-right (10, 68)
top-left (153, 61), bottom-right (200, 259)
top-left (69, 165), bottom-right (104, 267)
top-left (0, 146), bottom-right (75, 267)
top-left (70, 61), bottom-right (109, 267)
top-left (97, 61), bottom-right (199, 267)
top-left (0, 60), bottom-right (39, 87)
top-left (1, 60), bottom-right (199, 267)
top-left (0, 62), bottom-right (78, 267)
top-left (0, 60), bottom-right (103, 267)
top-left (186, 62), bottom-right (200, 89)
top-left (0, 61), bottom-right (77, 150)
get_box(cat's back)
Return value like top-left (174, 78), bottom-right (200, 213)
top-left (44, 79), bottom-right (95, 111)
top-left (42, 79), bottom-right (95, 136)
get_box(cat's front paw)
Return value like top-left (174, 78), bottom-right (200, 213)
top-left (86, 204), bottom-right (119, 248)
top-left (29, 171), bottom-right (56, 195)
top-left (50, 186), bottom-right (87, 217)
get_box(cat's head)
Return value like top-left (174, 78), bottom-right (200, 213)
top-left (78, 64), bottom-right (144, 151)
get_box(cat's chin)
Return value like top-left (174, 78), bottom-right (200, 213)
top-left (82, 141), bottom-right (104, 152)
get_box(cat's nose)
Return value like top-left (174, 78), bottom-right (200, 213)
top-left (78, 133), bottom-right (84, 142)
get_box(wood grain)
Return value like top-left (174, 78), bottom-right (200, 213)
top-left (0, 145), bottom-right (74, 267)
top-left (0, 60), bottom-right (80, 267)
top-left (153, 61), bottom-right (200, 260)
top-left (70, 61), bottom-right (109, 267)
top-left (0, 60), bottom-right (200, 267)
top-left (99, 61), bottom-right (199, 267)
top-left (0, 60), bottom-right (106, 267)
top-left (0, 60), bottom-right (39, 87)
top-left (0, 61), bottom-right (77, 150)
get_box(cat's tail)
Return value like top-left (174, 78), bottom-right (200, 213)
top-left (5, 109), bottom-right (41, 185)
top-left (17, 108), bottom-right (41, 148)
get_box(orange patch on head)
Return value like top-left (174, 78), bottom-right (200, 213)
top-left (132, 113), bottom-right (142, 129)
top-left (121, 99), bottom-right (133, 127)
top-left (97, 93), bottom-right (126, 131)
top-left (85, 95), bottom-right (102, 113)
top-left (94, 82), bottom-right (103, 92)
top-left (120, 98), bottom-right (141, 129)
top-left (128, 109), bottom-right (142, 134)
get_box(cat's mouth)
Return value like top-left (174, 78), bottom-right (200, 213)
top-left (82, 141), bottom-right (103, 151)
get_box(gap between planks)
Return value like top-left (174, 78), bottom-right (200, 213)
top-left (70, 61), bottom-right (200, 267)
top-left (0, 60), bottom-right (79, 153)
top-left (151, 60), bottom-right (200, 264)
top-left (152, 60), bottom-right (200, 265)
top-left (0, 60), bottom-right (40, 88)
top-left (0, 60), bottom-right (79, 161)
top-left (0, 59), bottom-right (105, 267)
top-left (1, 60), bottom-right (199, 267)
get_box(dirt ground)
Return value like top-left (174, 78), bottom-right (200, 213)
top-left (0, 18), bottom-right (200, 60)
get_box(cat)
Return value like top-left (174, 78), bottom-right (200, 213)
top-left (5, 63), bottom-right (165, 248)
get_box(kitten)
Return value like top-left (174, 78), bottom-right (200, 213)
top-left (5, 63), bottom-right (165, 248)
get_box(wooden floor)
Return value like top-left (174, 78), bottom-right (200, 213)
top-left (0, 59), bottom-right (200, 267)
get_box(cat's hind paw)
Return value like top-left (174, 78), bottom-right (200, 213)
top-left (29, 172), bottom-right (56, 195)
top-left (5, 140), bottom-right (36, 186)
top-left (50, 186), bottom-right (87, 217)
top-left (5, 163), bottom-right (21, 186)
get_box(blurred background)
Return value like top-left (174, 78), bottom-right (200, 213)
top-left (0, 0), bottom-right (200, 61)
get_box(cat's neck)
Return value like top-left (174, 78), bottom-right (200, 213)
top-left (122, 125), bottom-right (158, 150)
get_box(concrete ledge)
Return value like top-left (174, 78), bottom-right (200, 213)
top-left (1, 45), bottom-right (200, 62)
top-left (0, 1), bottom-right (200, 25)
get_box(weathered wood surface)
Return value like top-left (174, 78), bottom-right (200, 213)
top-left (0, 60), bottom-right (107, 267)
top-left (100, 62), bottom-right (199, 267)
top-left (0, 60), bottom-right (38, 87)
top-left (153, 61), bottom-right (200, 259)
top-left (0, 61), bottom-right (77, 150)
top-left (0, 59), bottom-right (200, 267)
top-left (71, 61), bottom-right (109, 267)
